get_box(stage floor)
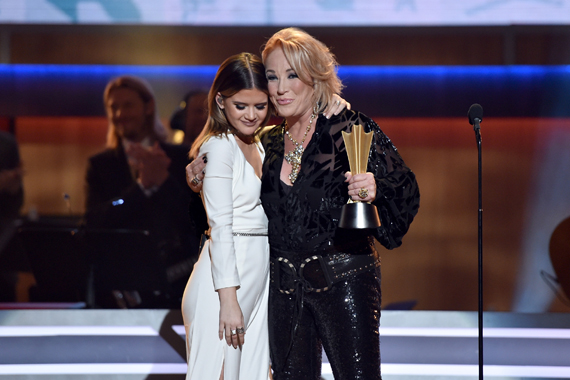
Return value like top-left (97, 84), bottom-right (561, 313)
top-left (1, 309), bottom-right (569, 379)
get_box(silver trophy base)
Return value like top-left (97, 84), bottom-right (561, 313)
top-left (338, 202), bottom-right (381, 229)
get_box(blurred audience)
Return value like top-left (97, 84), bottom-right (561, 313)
top-left (84, 76), bottom-right (206, 309)
top-left (0, 130), bottom-right (26, 302)
top-left (169, 90), bottom-right (208, 148)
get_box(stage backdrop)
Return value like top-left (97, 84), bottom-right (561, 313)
top-left (1, 1), bottom-right (570, 26)
top-left (2, 64), bottom-right (570, 313)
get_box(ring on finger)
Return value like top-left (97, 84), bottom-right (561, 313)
top-left (191, 176), bottom-right (201, 186)
top-left (231, 329), bottom-right (237, 336)
top-left (358, 188), bottom-right (369, 199)
top-left (336, 100), bottom-right (340, 106)
top-left (236, 327), bottom-right (245, 334)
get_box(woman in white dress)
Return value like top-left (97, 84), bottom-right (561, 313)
top-left (181, 52), bottom-right (273, 380)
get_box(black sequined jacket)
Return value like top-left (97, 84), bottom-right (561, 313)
top-left (260, 109), bottom-right (420, 260)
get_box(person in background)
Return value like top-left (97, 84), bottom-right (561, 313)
top-left (0, 130), bottom-right (25, 302)
top-left (170, 90), bottom-right (209, 148)
top-left (84, 75), bottom-right (206, 308)
top-left (0, 130), bottom-right (23, 222)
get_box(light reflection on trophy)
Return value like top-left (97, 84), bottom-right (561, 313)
top-left (339, 124), bottom-right (381, 229)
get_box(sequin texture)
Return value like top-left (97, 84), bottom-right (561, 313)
top-left (269, 267), bottom-right (382, 379)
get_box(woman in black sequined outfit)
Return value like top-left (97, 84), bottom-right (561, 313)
top-left (259, 28), bottom-right (419, 380)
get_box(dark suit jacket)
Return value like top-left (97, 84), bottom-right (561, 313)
top-left (0, 131), bottom-right (23, 220)
top-left (85, 141), bottom-right (206, 306)
top-left (0, 131), bottom-right (26, 291)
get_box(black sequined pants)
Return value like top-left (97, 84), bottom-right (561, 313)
top-left (269, 266), bottom-right (382, 380)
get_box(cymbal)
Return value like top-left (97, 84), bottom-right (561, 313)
top-left (549, 217), bottom-right (570, 300)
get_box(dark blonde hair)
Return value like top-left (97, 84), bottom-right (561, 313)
top-left (189, 53), bottom-right (272, 158)
top-left (261, 27), bottom-right (344, 114)
top-left (103, 75), bottom-right (166, 148)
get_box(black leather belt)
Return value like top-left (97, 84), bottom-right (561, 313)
top-left (270, 245), bottom-right (380, 293)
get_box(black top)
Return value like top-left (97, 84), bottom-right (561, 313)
top-left (84, 140), bottom-right (207, 305)
top-left (260, 109), bottom-right (420, 259)
top-left (85, 141), bottom-right (196, 232)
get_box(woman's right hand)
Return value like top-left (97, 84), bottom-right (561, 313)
top-left (218, 287), bottom-right (245, 349)
top-left (323, 94), bottom-right (351, 119)
top-left (185, 154), bottom-right (207, 192)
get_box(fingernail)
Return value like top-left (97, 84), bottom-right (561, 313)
top-left (203, 156), bottom-right (208, 163)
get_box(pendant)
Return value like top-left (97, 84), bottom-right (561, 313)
top-left (284, 144), bottom-right (304, 183)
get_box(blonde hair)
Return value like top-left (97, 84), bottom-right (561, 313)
top-left (261, 27), bottom-right (344, 114)
top-left (189, 53), bottom-right (272, 158)
top-left (103, 76), bottom-right (167, 148)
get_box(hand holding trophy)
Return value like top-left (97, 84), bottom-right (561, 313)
top-left (339, 124), bottom-right (381, 229)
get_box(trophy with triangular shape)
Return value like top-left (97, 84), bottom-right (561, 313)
top-left (339, 124), bottom-right (381, 229)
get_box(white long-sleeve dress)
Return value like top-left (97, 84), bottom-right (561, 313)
top-left (181, 133), bottom-right (270, 380)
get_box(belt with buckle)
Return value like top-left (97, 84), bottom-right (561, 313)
top-left (270, 244), bottom-right (379, 294)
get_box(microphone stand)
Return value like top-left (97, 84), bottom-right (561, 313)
top-left (475, 125), bottom-right (483, 380)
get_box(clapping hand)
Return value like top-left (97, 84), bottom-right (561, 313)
top-left (127, 142), bottom-right (171, 189)
top-left (0, 166), bottom-right (23, 195)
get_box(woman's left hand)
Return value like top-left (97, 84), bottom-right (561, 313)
top-left (345, 172), bottom-right (376, 202)
top-left (323, 94), bottom-right (351, 119)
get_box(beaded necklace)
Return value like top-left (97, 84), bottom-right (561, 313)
top-left (283, 112), bottom-right (316, 183)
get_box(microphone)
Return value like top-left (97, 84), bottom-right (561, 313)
top-left (63, 193), bottom-right (72, 215)
top-left (467, 102), bottom-right (484, 380)
top-left (468, 103), bottom-right (483, 131)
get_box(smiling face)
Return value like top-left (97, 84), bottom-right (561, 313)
top-left (106, 87), bottom-right (152, 142)
top-left (264, 47), bottom-right (315, 120)
top-left (218, 88), bottom-right (269, 140)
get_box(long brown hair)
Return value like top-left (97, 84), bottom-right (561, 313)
top-left (189, 53), bottom-right (272, 158)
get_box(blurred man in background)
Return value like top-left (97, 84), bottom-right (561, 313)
top-left (85, 76), bottom-right (206, 309)
top-left (169, 90), bottom-right (208, 148)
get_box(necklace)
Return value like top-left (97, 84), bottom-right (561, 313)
top-left (283, 112), bottom-right (316, 183)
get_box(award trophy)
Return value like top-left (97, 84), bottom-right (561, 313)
top-left (338, 124), bottom-right (381, 229)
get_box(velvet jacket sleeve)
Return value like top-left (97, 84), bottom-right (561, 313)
top-left (355, 112), bottom-right (420, 249)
